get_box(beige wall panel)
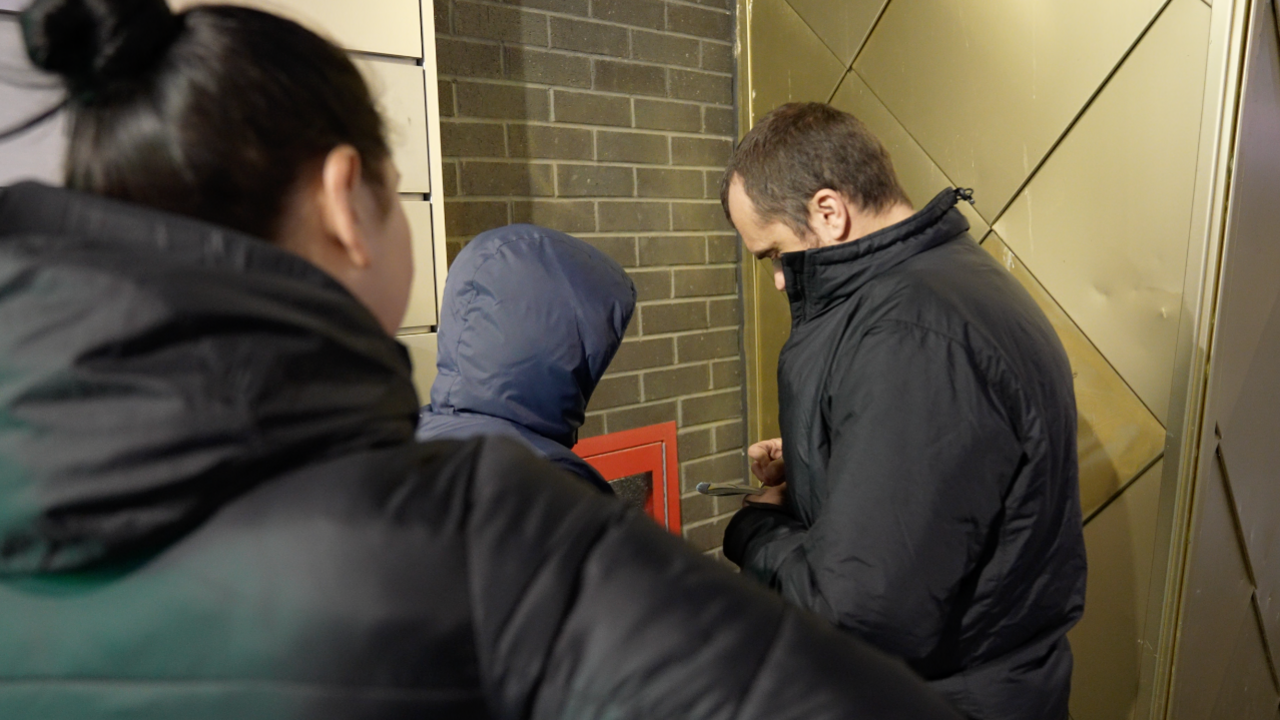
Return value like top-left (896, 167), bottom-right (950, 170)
top-left (171, 0), bottom-right (423, 59)
top-left (831, 71), bottom-right (989, 236)
top-left (747, 0), bottom-right (847, 123)
top-left (1207, 606), bottom-right (1279, 720)
top-left (983, 235), bottom-right (1165, 518)
top-left (1168, 450), bottom-right (1257, 720)
top-left (993, 0), bottom-right (1211, 424)
top-left (356, 59), bottom-right (433, 195)
top-left (400, 200), bottom-right (438, 330)
top-left (1210, 0), bottom-right (1280, 659)
top-left (853, 0), bottom-right (1165, 220)
top-left (399, 332), bottom-right (438, 403)
top-left (784, 0), bottom-right (888, 66)
top-left (1067, 460), bottom-right (1163, 720)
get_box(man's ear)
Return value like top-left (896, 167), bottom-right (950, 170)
top-left (808, 188), bottom-right (852, 246)
top-left (317, 145), bottom-right (371, 269)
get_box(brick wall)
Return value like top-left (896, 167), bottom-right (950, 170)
top-left (433, 0), bottom-right (745, 557)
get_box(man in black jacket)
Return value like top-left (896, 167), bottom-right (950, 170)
top-left (720, 103), bottom-right (1087, 720)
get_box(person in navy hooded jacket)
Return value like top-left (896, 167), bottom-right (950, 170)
top-left (417, 224), bottom-right (634, 492)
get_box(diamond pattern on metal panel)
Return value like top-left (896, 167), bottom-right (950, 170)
top-left (1168, 448), bottom-right (1258, 720)
top-left (993, 0), bottom-right (1211, 424)
top-left (1211, 0), bottom-right (1280, 673)
top-left (853, 0), bottom-right (1166, 221)
top-left (784, 0), bottom-right (888, 66)
top-left (747, 0), bottom-right (848, 123)
top-left (983, 234), bottom-right (1165, 519)
top-left (830, 71), bottom-right (989, 236)
top-left (1067, 460), bottom-right (1163, 720)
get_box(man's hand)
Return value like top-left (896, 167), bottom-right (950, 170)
top-left (744, 481), bottom-right (787, 508)
top-left (748, 438), bottom-right (785, 486)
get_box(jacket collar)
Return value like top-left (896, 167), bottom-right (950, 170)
top-left (781, 188), bottom-right (970, 324)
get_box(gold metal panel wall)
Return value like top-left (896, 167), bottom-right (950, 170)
top-left (994, 0), bottom-right (1211, 424)
top-left (1068, 460), bottom-right (1164, 720)
top-left (783, 0), bottom-right (887, 66)
top-left (983, 235), bottom-right (1165, 518)
top-left (399, 332), bottom-right (438, 402)
top-left (400, 201), bottom-right (438, 330)
top-left (853, 0), bottom-right (1166, 221)
top-left (1167, 450), bottom-right (1259, 720)
top-left (830, 71), bottom-right (988, 236)
top-left (746, 0), bottom-right (848, 122)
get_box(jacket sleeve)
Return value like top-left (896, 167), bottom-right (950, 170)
top-left (460, 437), bottom-right (961, 720)
top-left (726, 321), bottom-right (1022, 662)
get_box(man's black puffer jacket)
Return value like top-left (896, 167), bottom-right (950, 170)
top-left (724, 190), bottom-right (1087, 720)
top-left (0, 183), bottom-right (960, 720)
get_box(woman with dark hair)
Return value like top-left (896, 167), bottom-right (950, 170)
top-left (0, 1), bottom-right (960, 718)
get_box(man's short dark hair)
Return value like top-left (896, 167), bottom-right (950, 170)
top-left (720, 102), bottom-right (910, 235)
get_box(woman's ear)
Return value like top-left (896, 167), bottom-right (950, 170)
top-left (317, 145), bottom-right (371, 268)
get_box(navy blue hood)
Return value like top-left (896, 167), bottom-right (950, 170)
top-left (428, 225), bottom-right (635, 448)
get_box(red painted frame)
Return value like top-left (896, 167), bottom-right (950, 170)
top-left (573, 421), bottom-right (681, 535)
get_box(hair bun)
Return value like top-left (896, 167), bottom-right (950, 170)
top-left (22, 0), bottom-right (181, 94)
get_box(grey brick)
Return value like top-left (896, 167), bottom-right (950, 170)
top-left (681, 389), bottom-right (741, 425)
top-left (599, 201), bottom-right (670, 231)
top-left (444, 200), bottom-right (509, 236)
top-left (594, 60), bottom-right (666, 97)
top-left (708, 234), bottom-right (739, 262)
top-left (637, 168), bottom-right (705, 199)
top-left (672, 202), bottom-right (733, 231)
top-left (639, 235), bottom-right (706, 265)
top-left (703, 106), bottom-right (736, 136)
top-left (459, 161), bottom-right (555, 196)
top-left (442, 160), bottom-right (459, 197)
top-left (628, 269), bottom-right (673, 301)
top-left (641, 300), bottom-right (708, 334)
top-left (585, 236), bottom-right (638, 267)
top-left (588, 373), bottom-right (641, 410)
top-left (676, 328), bottom-right (739, 361)
top-left (674, 267), bottom-right (736, 297)
top-left (580, 412), bottom-right (606, 439)
top-left (441, 121), bottom-right (506, 158)
top-left (503, 47), bottom-right (592, 88)
top-left (709, 298), bottom-right (741, 328)
top-left (667, 4), bottom-right (733, 41)
top-left (714, 420), bottom-right (744, 452)
top-left (438, 80), bottom-right (455, 117)
top-left (455, 82), bottom-right (551, 121)
top-left (494, 0), bottom-right (588, 14)
top-left (634, 98), bottom-right (702, 132)
top-left (607, 400), bottom-right (677, 433)
top-left (671, 136), bottom-right (732, 167)
top-left (701, 40), bottom-right (734, 73)
top-left (434, 0), bottom-right (449, 33)
top-left (711, 358), bottom-right (743, 389)
top-left (598, 131), bottom-right (670, 165)
top-left (511, 200), bottom-right (596, 232)
top-left (446, 238), bottom-right (467, 264)
top-left (455, 2), bottom-right (549, 45)
top-left (684, 515), bottom-right (733, 552)
top-left (554, 90), bottom-right (631, 126)
top-left (610, 337), bottom-right (675, 371)
top-left (508, 124), bottom-right (594, 160)
top-left (669, 69), bottom-right (733, 105)
top-left (550, 16), bottom-right (629, 58)
top-left (558, 164), bottom-right (634, 197)
top-left (678, 427), bottom-right (715, 462)
top-left (680, 452), bottom-right (744, 492)
top-left (436, 38), bottom-right (503, 79)
top-left (632, 30), bottom-right (700, 68)
top-left (680, 490), bottom-right (717, 523)
top-left (591, 0), bottom-right (665, 30)
top-left (644, 364), bottom-right (710, 401)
